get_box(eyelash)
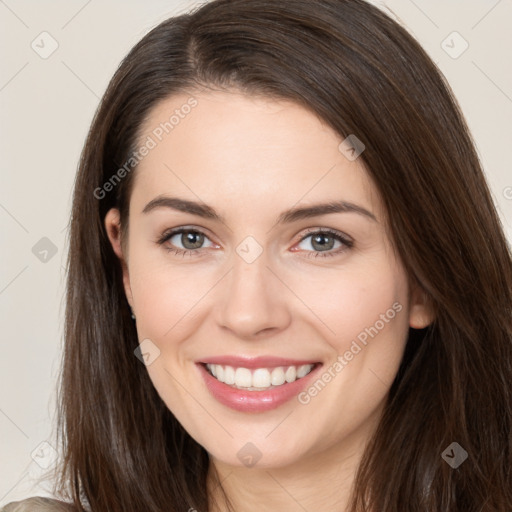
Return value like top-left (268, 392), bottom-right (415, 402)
top-left (156, 227), bottom-right (354, 259)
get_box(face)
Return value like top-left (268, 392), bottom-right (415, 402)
top-left (105, 89), bottom-right (432, 470)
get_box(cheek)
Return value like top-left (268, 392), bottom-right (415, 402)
top-left (127, 255), bottom-right (208, 416)
top-left (290, 259), bottom-right (409, 354)
top-left (128, 251), bottom-right (217, 341)
top-left (331, 270), bottom-right (410, 411)
top-left (289, 261), bottom-right (410, 438)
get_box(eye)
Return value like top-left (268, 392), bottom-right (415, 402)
top-left (156, 226), bottom-right (353, 259)
top-left (156, 227), bottom-right (216, 256)
top-left (294, 228), bottom-right (353, 258)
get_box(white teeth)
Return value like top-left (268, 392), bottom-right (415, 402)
top-left (252, 368), bottom-right (271, 388)
top-left (297, 364), bottom-right (311, 378)
top-left (224, 365), bottom-right (235, 385)
top-left (285, 366), bottom-right (296, 383)
top-left (205, 363), bottom-right (315, 390)
top-left (271, 367), bottom-right (286, 386)
top-left (235, 367), bottom-right (252, 387)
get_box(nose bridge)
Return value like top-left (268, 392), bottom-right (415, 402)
top-left (216, 235), bottom-right (290, 338)
top-left (231, 240), bottom-right (269, 295)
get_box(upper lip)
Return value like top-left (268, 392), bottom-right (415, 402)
top-left (197, 355), bottom-right (321, 369)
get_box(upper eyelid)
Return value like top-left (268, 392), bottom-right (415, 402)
top-left (299, 227), bottom-right (352, 241)
top-left (160, 226), bottom-right (215, 243)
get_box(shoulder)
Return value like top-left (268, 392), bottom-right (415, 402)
top-left (1, 497), bottom-right (76, 512)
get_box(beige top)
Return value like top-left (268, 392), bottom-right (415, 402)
top-left (1, 497), bottom-right (76, 512)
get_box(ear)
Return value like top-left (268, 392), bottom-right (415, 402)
top-left (408, 282), bottom-right (435, 329)
top-left (104, 208), bottom-right (134, 309)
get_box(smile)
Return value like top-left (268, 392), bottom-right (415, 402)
top-left (205, 363), bottom-right (315, 390)
top-left (197, 357), bottom-right (323, 413)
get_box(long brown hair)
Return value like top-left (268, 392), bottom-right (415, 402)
top-left (54, 0), bottom-right (512, 510)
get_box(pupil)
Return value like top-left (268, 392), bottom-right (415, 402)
top-left (312, 234), bottom-right (333, 251)
top-left (183, 231), bottom-right (203, 249)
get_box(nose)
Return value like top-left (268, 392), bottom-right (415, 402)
top-left (216, 246), bottom-right (291, 340)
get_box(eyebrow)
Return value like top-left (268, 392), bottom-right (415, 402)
top-left (142, 195), bottom-right (377, 223)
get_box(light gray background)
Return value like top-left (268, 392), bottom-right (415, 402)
top-left (1, 0), bottom-right (511, 504)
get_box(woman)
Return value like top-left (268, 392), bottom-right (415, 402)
top-left (4, 0), bottom-right (511, 510)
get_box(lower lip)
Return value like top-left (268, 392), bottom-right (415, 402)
top-left (197, 363), bottom-right (322, 413)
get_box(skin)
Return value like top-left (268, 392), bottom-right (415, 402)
top-left (105, 89), bottom-right (433, 511)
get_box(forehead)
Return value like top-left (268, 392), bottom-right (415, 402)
top-left (131, 89), bottom-right (384, 222)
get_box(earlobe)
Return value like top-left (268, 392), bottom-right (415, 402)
top-left (104, 208), bottom-right (134, 308)
top-left (408, 286), bottom-right (435, 329)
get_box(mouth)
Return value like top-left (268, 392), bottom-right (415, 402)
top-left (196, 356), bottom-right (323, 413)
top-left (203, 362), bottom-right (317, 391)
